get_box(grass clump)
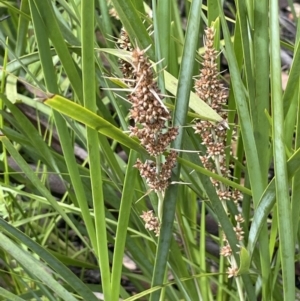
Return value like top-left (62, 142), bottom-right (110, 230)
top-left (0, 1), bottom-right (299, 301)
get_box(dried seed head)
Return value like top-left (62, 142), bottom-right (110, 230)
top-left (140, 210), bottom-right (160, 236)
top-left (134, 151), bottom-right (177, 192)
top-left (227, 266), bottom-right (239, 278)
top-left (195, 26), bottom-right (227, 117)
top-left (220, 244), bottom-right (232, 257)
top-left (194, 27), bottom-right (245, 266)
top-left (118, 28), bottom-right (135, 84)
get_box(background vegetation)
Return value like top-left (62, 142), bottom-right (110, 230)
top-left (0, 0), bottom-right (299, 300)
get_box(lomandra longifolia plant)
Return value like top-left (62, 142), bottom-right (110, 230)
top-left (118, 25), bottom-right (245, 266)
top-left (194, 26), bottom-right (245, 285)
top-left (1, 0), bottom-right (297, 299)
top-left (118, 29), bottom-right (178, 235)
top-left (118, 25), bottom-right (246, 295)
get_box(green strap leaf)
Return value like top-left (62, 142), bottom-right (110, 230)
top-left (45, 95), bottom-right (147, 155)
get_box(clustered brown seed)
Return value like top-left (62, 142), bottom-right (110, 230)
top-left (128, 47), bottom-right (178, 156)
top-left (128, 46), bottom-right (178, 169)
top-left (234, 214), bottom-right (245, 241)
top-left (107, 1), bottom-right (120, 20)
top-left (227, 266), bottom-right (239, 278)
top-left (117, 28), bottom-right (135, 84)
top-left (194, 26), bottom-right (244, 278)
top-left (134, 151), bottom-right (177, 192)
top-left (221, 215), bottom-right (245, 277)
top-left (220, 214), bottom-right (245, 257)
top-left (118, 30), bottom-right (178, 235)
top-left (194, 27), bottom-right (242, 204)
top-left (195, 28), bottom-right (228, 117)
top-left (140, 210), bottom-right (160, 236)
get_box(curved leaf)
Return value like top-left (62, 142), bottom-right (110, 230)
top-left (0, 231), bottom-right (85, 301)
top-left (248, 148), bottom-right (300, 256)
top-left (0, 218), bottom-right (99, 300)
top-left (45, 95), bottom-right (147, 155)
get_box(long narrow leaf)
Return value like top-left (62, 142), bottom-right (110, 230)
top-left (218, 2), bottom-right (264, 205)
top-left (45, 95), bottom-right (147, 155)
top-left (30, 0), bottom-right (98, 253)
top-left (0, 232), bottom-right (79, 301)
top-left (0, 136), bottom-right (89, 249)
top-left (81, 1), bottom-right (111, 299)
top-left (0, 218), bottom-right (99, 301)
top-left (248, 146), bottom-right (300, 256)
top-left (150, 1), bottom-right (203, 300)
top-left (111, 150), bottom-right (138, 301)
top-left (32, 0), bottom-right (83, 100)
top-left (269, 3), bottom-right (294, 299)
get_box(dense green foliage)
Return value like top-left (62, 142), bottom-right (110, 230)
top-left (0, 0), bottom-right (300, 300)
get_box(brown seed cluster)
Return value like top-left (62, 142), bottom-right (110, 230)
top-left (117, 28), bottom-right (135, 84)
top-left (128, 47), bottom-right (178, 156)
top-left (195, 27), bottom-right (228, 117)
top-left (140, 210), bottom-right (160, 236)
top-left (221, 214), bottom-right (245, 278)
top-left (127, 46), bottom-right (178, 178)
top-left (118, 31), bottom-right (178, 158)
top-left (220, 214), bottom-right (245, 257)
top-left (117, 30), bottom-right (178, 234)
top-left (194, 27), bottom-right (242, 204)
top-left (234, 214), bottom-right (245, 241)
top-left (107, 1), bottom-right (120, 20)
top-left (134, 151), bottom-right (177, 192)
top-left (227, 266), bottom-right (239, 278)
top-left (194, 26), bottom-right (244, 278)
